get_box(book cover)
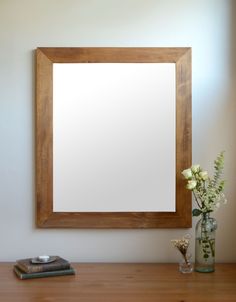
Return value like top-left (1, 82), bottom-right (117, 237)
top-left (14, 265), bottom-right (76, 280)
top-left (16, 256), bottom-right (71, 273)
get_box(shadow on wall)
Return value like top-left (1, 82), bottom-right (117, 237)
top-left (230, 0), bottom-right (236, 78)
top-left (204, 0), bottom-right (236, 262)
top-left (218, 0), bottom-right (236, 261)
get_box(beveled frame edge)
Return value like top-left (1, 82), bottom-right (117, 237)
top-left (35, 47), bottom-right (192, 228)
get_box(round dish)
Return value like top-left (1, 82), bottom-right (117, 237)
top-left (31, 256), bottom-right (57, 264)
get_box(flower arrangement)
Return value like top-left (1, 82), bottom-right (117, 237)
top-left (171, 235), bottom-right (191, 265)
top-left (182, 151), bottom-right (227, 216)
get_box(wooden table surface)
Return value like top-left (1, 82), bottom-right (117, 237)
top-left (0, 263), bottom-right (236, 302)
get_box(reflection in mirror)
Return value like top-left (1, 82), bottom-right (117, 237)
top-left (53, 63), bottom-right (176, 212)
top-left (36, 47), bottom-right (192, 228)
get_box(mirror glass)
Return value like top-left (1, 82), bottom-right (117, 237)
top-left (53, 63), bottom-right (176, 212)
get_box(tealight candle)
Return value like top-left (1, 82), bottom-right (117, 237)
top-left (37, 255), bottom-right (50, 262)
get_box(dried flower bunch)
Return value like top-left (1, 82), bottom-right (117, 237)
top-left (171, 235), bottom-right (191, 264)
top-left (182, 151), bottom-right (227, 216)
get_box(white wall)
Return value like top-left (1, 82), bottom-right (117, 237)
top-left (0, 0), bottom-right (235, 262)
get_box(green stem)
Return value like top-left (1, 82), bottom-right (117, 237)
top-left (183, 253), bottom-right (189, 265)
top-left (201, 221), bottom-right (215, 260)
top-left (193, 190), bottom-right (202, 210)
top-left (208, 239), bottom-right (215, 257)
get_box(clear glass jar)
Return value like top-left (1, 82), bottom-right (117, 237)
top-left (195, 213), bottom-right (217, 273)
top-left (179, 253), bottom-right (193, 273)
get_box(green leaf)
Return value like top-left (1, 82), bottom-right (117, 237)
top-left (192, 209), bottom-right (202, 217)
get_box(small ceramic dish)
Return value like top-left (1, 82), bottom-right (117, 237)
top-left (31, 255), bottom-right (57, 264)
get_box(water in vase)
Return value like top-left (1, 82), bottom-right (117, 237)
top-left (195, 237), bottom-right (215, 272)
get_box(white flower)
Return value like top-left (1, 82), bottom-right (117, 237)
top-left (191, 164), bottom-right (200, 173)
top-left (186, 180), bottom-right (197, 190)
top-left (182, 152), bottom-right (226, 214)
top-left (221, 193), bottom-right (227, 204)
top-left (182, 168), bottom-right (192, 179)
top-left (199, 171), bottom-right (208, 181)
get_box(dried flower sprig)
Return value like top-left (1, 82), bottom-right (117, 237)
top-left (171, 234), bottom-right (191, 265)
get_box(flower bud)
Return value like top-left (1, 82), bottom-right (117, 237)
top-left (186, 180), bottom-right (197, 190)
top-left (191, 164), bottom-right (200, 173)
top-left (199, 171), bottom-right (208, 180)
top-left (182, 168), bottom-right (192, 179)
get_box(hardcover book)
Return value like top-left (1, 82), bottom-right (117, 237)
top-left (16, 256), bottom-right (71, 273)
top-left (14, 265), bottom-right (76, 280)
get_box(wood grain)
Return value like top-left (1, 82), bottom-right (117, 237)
top-left (35, 47), bottom-right (192, 228)
top-left (1, 263), bottom-right (236, 302)
top-left (37, 47), bottom-right (188, 63)
top-left (35, 49), bottom-right (53, 227)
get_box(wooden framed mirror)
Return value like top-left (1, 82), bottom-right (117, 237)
top-left (36, 47), bottom-right (191, 228)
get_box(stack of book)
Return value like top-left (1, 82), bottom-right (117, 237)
top-left (14, 256), bottom-right (75, 280)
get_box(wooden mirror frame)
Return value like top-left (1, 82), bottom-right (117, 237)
top-left (36, 47), bottom-right (192, 228)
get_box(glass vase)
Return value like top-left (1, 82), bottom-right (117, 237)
top-left (195, 213), bottom-right (217, 273)
top-left (179, 253), bottom-right (193, 273)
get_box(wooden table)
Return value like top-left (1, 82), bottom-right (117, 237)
top-left (0, 263), bottom-right (236, 302)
